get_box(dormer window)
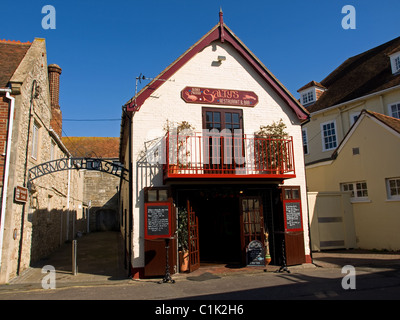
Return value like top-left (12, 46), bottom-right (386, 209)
top-left (297, 81), bottom-right (327, 106)
top-left (302, 90), bottom-right (314, 105)
top-left (389, 51), bottom-right (400, 74)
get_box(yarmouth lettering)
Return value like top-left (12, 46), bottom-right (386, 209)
top-left (29, 158), bottom-right (129, 182)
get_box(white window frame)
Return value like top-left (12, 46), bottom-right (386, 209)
top-left (390, 52), bottom-right (400, 74)
top-left (301, 89), bottom-right (315, 105)
top-left (388, 102), bottom-right (400, 119)
top-left (349, 111), bottom-right (360, 126)
top-left (386, 177), bottom-right (400, 201)
top-left (341, 181), bottom-right (369, 202)
top-left (320, 120), bottom-right (338, 152)
top-left (302, 128), bottom-right (309, 155)
top-left (31, 122), bottom-right (40, 160)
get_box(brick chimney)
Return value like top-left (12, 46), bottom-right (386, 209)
top-left (48, 64), bottom-right (62, 137)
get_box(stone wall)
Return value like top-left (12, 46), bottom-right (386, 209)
top-left (83, 168), bottom-right (120, 232)
top-left (0, 39), bottom-right (86, 283)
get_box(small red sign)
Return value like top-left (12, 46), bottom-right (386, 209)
top-left (14, 186), bottom-right (28, 203)
top-left (181, 87), bottom-right (258, 107)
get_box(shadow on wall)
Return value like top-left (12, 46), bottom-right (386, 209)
top-left (91, 193), bottom-right (120, 232)
top-left (28, 208), bottom-right (80, 265)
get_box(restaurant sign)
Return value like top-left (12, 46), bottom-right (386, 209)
top-left (181, 87), bottom-right (258, 107)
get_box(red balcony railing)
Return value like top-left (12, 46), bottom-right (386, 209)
top-left (163, 132), bottom-right (295, 180)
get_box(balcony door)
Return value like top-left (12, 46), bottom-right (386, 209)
top-left (202, 107), bottom-right (243, 173)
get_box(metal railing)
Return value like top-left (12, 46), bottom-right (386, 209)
top-left (163, 132), bottom-right (295, 179)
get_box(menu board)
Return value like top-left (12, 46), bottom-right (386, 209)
top-left (285, 202), bottom-right (302, 231)
top-left (246, 240), bottom-right (265, 266)
top-left (145, 203), bottom-right (172, 239)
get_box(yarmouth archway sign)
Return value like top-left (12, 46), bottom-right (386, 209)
top-left (28, 157), bottom-right (129, 184)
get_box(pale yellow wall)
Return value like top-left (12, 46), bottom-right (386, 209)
top-left (303, 87), bottom-right (400, 165)
top-left (306, 114), bottom-right (400, 250)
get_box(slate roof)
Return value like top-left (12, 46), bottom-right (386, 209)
top-left (61, 137), bottom-right (120, 159)
top-left (0, 40), bottom-right (31, 88)
top-left (305, 36), bottom-right (400, 114)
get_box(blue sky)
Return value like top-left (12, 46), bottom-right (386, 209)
top-left (1, 1), bottom-right (399, 137)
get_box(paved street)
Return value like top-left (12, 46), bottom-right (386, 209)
top-left (0, 232), bottom-right (399, 305)
top-left (1, 266), bottom-right (400, 301)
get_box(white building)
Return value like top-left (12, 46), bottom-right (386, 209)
top-left (119, 12), bottom-right (310, 279)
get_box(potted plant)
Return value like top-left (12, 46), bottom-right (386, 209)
top-left (177, 206), bottom-right (189, 272)
top-left (163, 120), bottom-right (195, 172)
top-left (254, 119), bottom-right (289, 173)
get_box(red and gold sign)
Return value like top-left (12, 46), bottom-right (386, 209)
top-left (181, 87), bottom-right (258, 107)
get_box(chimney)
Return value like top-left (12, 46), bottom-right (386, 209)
top-left (48, 64), bottom-right (63, 137)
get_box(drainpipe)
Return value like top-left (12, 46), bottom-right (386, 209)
top-left (0, 88), bottom-right (15, 269)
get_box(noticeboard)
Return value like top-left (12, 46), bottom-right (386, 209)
top-left (246, 240), bottom-right (265, 266)
top-left (144, 202), bottom-right (172, 240)
top-left (284, 202), bottom-right (302, 232)
top-left (14, 186), bottom-right (28, 203)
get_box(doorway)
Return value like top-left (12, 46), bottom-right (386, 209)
top-left (175, 186), bottom-right (288, 271)
top-left (195, 194), bottom-right (242, 265)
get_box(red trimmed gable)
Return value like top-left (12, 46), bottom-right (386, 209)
top-left (125, 13), bottom-right (309, 121)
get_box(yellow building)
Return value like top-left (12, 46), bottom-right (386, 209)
top-left (300, 36), bottom-right (400, 166)
top-left (299, 36), bottom-right (400, 251)
top-left (306, 110), bottom-right (400, 250)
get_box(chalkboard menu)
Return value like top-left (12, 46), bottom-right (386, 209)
top-left (246, 240), bottom-right (265, 266)
top-left (145, 203), bottom-right (172, 239)
top-left (285, 202), bottom-right (302, 231)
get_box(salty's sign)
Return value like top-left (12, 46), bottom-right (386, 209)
top-left (181, 87), bottom-right (258, 107)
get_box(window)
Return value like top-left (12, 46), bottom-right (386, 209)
top-left (302, 90), bottom-right (314, 105)
top-left (386, 178), bottom-right (400, 200)
top-left (350, 112), bottom-right (360, 126)
top-left (144, 187), bottom-right (170, 202)
top-left (390, 53), bottom-right (400, 74)
top-left (321, 120), bottom-right (337, 151)
top-left (389, 102), bottom-right (400, 119)
top-left (302, 128), bottom-right (309, 155)
top-left (341, 181), bottom-right (368, 200)
top-left (396, 56), bottom-right (400, 72)
top-left (32, 122), bottom-right (40, 160)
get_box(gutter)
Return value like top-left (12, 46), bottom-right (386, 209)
top-left (0, 88), bottom-right (15, 269)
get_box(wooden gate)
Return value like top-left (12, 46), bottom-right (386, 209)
top-left (187, 200), bottom-right (200, 272)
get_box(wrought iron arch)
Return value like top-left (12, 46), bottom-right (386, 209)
top-left (28, 157), bottom-right (129, 184)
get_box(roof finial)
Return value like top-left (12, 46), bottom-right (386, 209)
top-left (219, 7), bottom-right (225, 42)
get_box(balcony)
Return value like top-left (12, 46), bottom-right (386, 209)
top-left (163, 132), bottom-right (295, 180)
